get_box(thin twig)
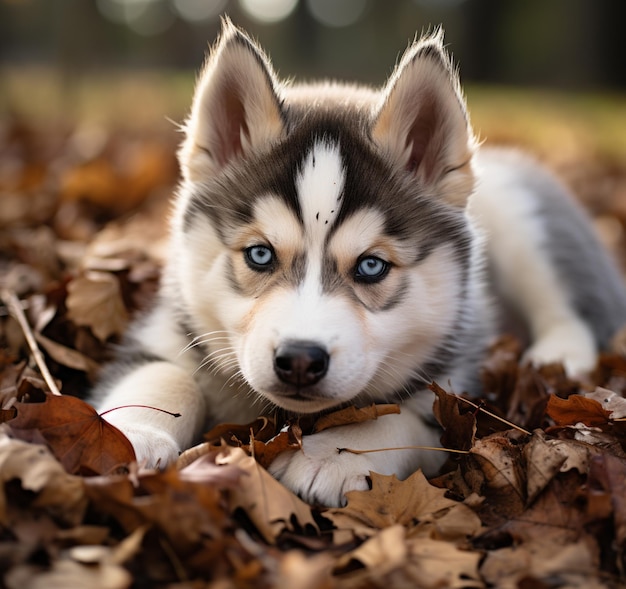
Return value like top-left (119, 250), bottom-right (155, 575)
top-left (1, 289), bottom-right (62, 396)
top-left (456, 395), bottom-right (532, 435)
top-left (338, 446), bottom-right (470, 455)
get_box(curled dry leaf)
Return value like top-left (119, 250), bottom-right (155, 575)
top-left (585, 386), bottom-right (626, 419)
top-left (7, 393), bottom-right (135, 475)
top-left (430, 381), bottom-right (476, 451)
top-left (523, 430), bottom-right (592, 503)
top-left (204, 416), bottom-right (278, 445)
top-left (215, 445), bottom-right (318, 544)
top-left (480, 540), bottom-right (600, 589)
top-left (336, 525), bottom-right (483, 589)
top-left (202, 417), bottom-right (303, 469)
top-left (66, 271), bottom-right (128, 341)
top-left (336, 524), bottom-right (407, 574)
top-left (312, 403), bottom-right (401, 433)
top-left (0, 431), bottom-right (87, 527)
top-left (467, 434), bottom-right (526, 521)
top-left (178, 450), bottom-right (246, 488)
top-left (177, 441), bottom-right (214, 470)
top-left (403, 536), bottom-right (483, 589)
top-left (35, 332), bottom-right (100, 378)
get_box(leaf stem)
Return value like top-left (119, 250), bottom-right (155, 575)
top-left (99, 404), bottom-right (182, 418)
top-left (1, 289), bottom-right (62, 396)
top-left (338, 446), bottom-right (470, 455)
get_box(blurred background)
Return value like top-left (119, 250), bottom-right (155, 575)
top-left (2, 0), bottom-right (626, 85)
top-left (2, 0), bottom-right (626, 129)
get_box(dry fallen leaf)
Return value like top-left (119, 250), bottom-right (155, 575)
top-left (215, 445), bottom-right (318, 544)
top-left (467, 433), bottom-right (526, 521)
top-left (523, 430), bottom-right (592, 503)
top-left (7, 393), bottom-right (136, 475)
top-left (202, 416), bottom-right (303, 469)
top-left (66, 271), bottom-right (128, 341)
top-left (327, 469), bottom-right (481, 542)
top-left (585, 387), bottom-right (626, 419)
top-left (35, 331), bottom-right (100, 378)
top-left (430, 381), bottom-right (477, 451)
top-left (312, 404), bottom-right (401, 433)
top-left (403, 536), bottom-right (483, 589)
top-left (335, 524), bottom-right (407, 573)
top-left (491, 469), bottom-right (591, 553)
top-left (178, 451), bottom-right (246, 488)
top-left (546, 393), bottom-right (612, 427)
top-left (0, 431), bottom-right (87, 527)
top-left (336, 525), bottom-right (483, 589)
top-left (480, 540), bottom-right (601, 589)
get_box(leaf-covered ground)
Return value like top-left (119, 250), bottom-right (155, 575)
top-left (2, 100), bottom-right (626, 588)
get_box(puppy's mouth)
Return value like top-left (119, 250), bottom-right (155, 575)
top-left (263, 384), bottom-right (342, 414)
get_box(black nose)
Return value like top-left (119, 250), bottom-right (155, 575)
top-left (274, 341), bottom-right (329, 387)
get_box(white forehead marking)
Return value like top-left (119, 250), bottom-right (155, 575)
top-left (295, 141), bottom-right (345, 297)
top-left (296, 140), bottom-right (345, 247)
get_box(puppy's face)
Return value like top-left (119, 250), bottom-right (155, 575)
top-left (174, 21), bottom-right (476, 413)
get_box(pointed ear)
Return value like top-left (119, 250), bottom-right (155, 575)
top-left (179, 19), bottom-right (285, 181)
top-left (372, 32), bottom-right (476, 207)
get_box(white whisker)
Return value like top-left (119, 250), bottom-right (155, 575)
top-left (195, 348), bottom-right (239, 376)
top-left (178, 330), bottom-right (232, 356)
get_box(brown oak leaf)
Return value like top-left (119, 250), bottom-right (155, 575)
top-left (327, 470), bottom-right (480, 541)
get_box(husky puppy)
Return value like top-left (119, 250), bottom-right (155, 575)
top-left (93, 19), bottom-right (626, 506)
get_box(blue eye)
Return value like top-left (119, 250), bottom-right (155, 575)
top-left (355, 256), bottom-right (390, 283)
top-left (245, 245), bottom-right (275, 271)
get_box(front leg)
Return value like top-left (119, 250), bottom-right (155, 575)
top-left (94, 362), bottom-right (206, 468)
top-left (268, 404), bottom-right (444, 507)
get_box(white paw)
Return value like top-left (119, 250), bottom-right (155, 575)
top-left (267, 416), bottom-right (443, 507)
top-left (114, 423), bottom-right (181, 469)
top-left (268, 434), bottom-right (374, 507)
top-left (525, 320), bottom-right (597, 376)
